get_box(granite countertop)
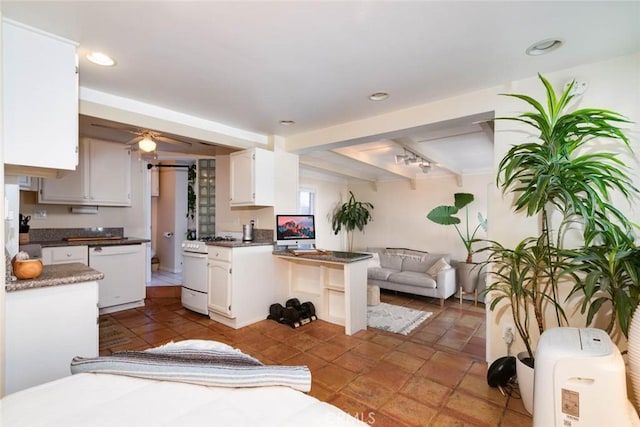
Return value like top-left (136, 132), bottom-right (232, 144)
top-left (206, 240), bottom-right (274, 248)
top-left (28, 237), bottom-right (150, 248)
top-left (6, 263), bottom-right (105, 292)
top-left (272, 250), bottom-right (372, 263)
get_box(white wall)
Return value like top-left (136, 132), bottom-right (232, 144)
top-left (299, 175), bottom-right (347, 251)
top-left (348, 174), bottom-right (492, 260)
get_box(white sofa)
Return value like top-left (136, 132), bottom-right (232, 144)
top-left (367, 248), bottom-right (457, 306)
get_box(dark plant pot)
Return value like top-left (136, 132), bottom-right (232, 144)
top-left (457, 263), bottom-right (479, 293)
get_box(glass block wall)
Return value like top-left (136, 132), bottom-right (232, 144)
top-left (197, 159), bottom-right (216, 238)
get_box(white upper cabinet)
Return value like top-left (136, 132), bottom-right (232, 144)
top-left (229, 147), bottom-right (274, 206)
top-left (39, 139), bottom-right (132, 206)
top-left (2, 19), bottom-right (79, 173)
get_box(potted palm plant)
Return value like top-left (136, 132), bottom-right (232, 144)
top-left (485, 74), bottom-right (637, 413)
top-left (331, 191), bottom-right (374, 252)
top-left (427, 192), bottom-right (487, 293)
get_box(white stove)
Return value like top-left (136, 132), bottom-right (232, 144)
top-left (181, 232), bottom-right (242, 314)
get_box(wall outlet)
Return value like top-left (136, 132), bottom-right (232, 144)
top-left (502, 323), bottom-right (515, 343)
top-left (34, 210), bottom-right (47, 219)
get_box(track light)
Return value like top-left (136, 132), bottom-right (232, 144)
top-left (419, 162), bottom-right (431, 173)
top-left (395, 154), bottom-right (408, 164)
top-left (404, 155), bottom-right (418, 165)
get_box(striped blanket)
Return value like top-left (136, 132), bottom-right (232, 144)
top-left (71, 341), bottom-right (312, 392)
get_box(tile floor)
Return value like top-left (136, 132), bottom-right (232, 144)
top-left (100, 283), bottom-right (532, 426)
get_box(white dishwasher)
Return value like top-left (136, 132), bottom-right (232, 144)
top-left (90, 244), bottom-right (146, 313)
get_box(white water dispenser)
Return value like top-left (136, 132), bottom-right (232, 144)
top-left (533, 327), bottom-right (640, 427)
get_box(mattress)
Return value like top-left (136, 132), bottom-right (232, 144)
top-left (1, 372), bottom-right (365, 426)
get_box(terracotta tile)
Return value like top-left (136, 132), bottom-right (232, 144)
top-left (328, 334), bottom-right (364, 350)
top-left (411, 330), bottom-right (443, 345)
top-left (260, 343), bottom-right (301, 364)
top-left (461, 336), bottom-right (486, 360)
top-left (161, 320), bottom-right (210, 336)
top-left (383, 350), bottom-right (426, 373)
top-left (380, 394), bottom-right (438, 426)
top-left (457, 372), bottom-right (506, 405)
top-left (362, 360), bottom-right (412, 391)
top-left (314, 363), bottom-right (359, 391)
top-left (263, 323), bottom-right (303, 341)
top-left (303, 324), bottom-right (340, 341)
top-left (309, 341), bottom-right (348, 361)
top-left (401, 375), bottom-right (452, 408)
top-left (308, 382), bottom-right (336, 401)
top-left (243, 334), bottom-right (281, 353)
top-left (328, 394), bottom-right (378, 424)
top-left (282, 352), bottom-right (327, 372)
top-left (334, 351), bottom-right (378, 373)
top-left (430, 351), bottom-right (474, 372)
top-left (352, 341), bottom-right (391, 361)
top-left (501, 408), bottom-right (533, 426)
top-left (179, 328), bottom-right (228, 342)
top-left (353, 329), bottom-right (378, 340)
top-left (506, 391), bottom-right (531, 416)
top-left (364, 412), bottom-right (410, 427)
top-left (416, 360), bottom-right (467, 388)
top-left (444, 390), bottom-right (504, 425)
top-left (429, 409), bottom-right (479, 426)
top-left (287, 333), bottom-right (322, 352)
top-left (139, 327), bottom-right (181, 346)
top-left (397, 341), bottom-right (436, 361)
top-left (467, 361), bottom-right (489, 378)
top-left (370, 333), bottom-right (404, 348)
top-left (342, 376), bottom-right (395, 409)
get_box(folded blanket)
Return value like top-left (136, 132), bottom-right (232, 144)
top-left (71, 342), bottom-right (312, 393)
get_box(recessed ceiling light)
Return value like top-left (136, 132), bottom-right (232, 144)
top-left (526, 39), bottom-right (563, 56)
top-left (86, 52), bottom-right (116, 66)
top-left (279, 120), bottom-right (295, 126)
top-left (368, 92), bottom-right (389, 101)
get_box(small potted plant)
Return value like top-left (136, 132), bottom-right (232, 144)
top-left (331, 191), bottom-right (374, 252)
top-left (427, 192), bottom-right (487, 293)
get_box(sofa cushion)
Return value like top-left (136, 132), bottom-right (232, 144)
top-left (368, 267), bottom-right (397, 281)
top-left (379, 253), bottom-right (403, 270)
top-left (401, 255), bottom-right (429, 273)
top-left (388, 271), bottom-right (437, 289)
top-left (427, 257), bottom-right (452, 276)
top-left (366, 252), bottom-right (381, 268)
top-left (424, 253), bottom-right (451, 267)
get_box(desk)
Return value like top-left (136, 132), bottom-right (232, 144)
top-left (273, 251), bottom-right (372, 335)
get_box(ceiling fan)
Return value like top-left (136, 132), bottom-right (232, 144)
top-left (91, 123), bottom-right (193, 153)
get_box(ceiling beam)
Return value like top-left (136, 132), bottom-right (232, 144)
top-left (331, 147), bottom-right (416, 181)
top-left (298, 158), bottom-right (378, 183)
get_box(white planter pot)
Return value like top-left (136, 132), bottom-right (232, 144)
top-left (628, 306), bottom-right (640, 410)
top-left (516, 351), bottom-right (534, 415)
top-left (456, 262), bottom-right (479, 293)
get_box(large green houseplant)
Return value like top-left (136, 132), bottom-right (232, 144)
top-left (427, 192), bottom-right (487, 294)
top-left (332, 191), bottom-right (374, 252)
top-left (484, 74), bottom-right (637, 414)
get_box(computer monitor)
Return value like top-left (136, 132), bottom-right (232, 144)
top-left (275, 214), bottom-right (316, 248)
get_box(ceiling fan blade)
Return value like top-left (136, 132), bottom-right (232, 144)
top-left (125, 136), bottom-right (141, 145)
top-left (91, 123), bottom-right (142, 136)
top-left (155, 135), bottom-right (193, 146)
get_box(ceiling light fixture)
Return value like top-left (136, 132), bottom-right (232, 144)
top-left (368, 92), bottom-right (389, 101)
top-left (526, 38), bottom-right (563, 56)
top-left (279, 120), bottom-right (296, 126)
top-left (86, 51), bottom-right (116, 66)
top-left (138, 136), bottom-right (157, 152)
top-left (395, 154), bottom-right (408, 164)
top-left (419, 162), bottom-right (432, 174)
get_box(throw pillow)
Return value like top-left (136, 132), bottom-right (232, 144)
top-left (367, 252), bottom-right (381, 268)
top-left (427, 257), bottom-right (451, 276)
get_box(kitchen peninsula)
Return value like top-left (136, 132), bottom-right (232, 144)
top-left (5, 262), bottom-right (104, 394)
top-left (272, 250), bottom-right (372, 335)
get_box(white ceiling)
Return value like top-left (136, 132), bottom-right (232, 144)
top-left (3, 1), bottom-right (639, 183)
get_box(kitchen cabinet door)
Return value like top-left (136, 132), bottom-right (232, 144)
top-left (2, 19), bottom-right (79, 172)
top-left (208, 259), bottom-right (232, 317)
top-left (229, 148), bottom-right (274, 206)
top-left (39, 139), bottom-right (132, 206)
top-left (42, 245), bottom-right (88, 265)
top-left (5, 281), bottom-right (98, 394)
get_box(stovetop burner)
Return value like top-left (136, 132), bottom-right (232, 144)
top-left (199, 235), bottom-right (237, 242)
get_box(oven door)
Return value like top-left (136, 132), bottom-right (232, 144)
top-left (182, 251), bottom-right (208, 293)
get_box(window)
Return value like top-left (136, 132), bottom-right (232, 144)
top-left (298, 188), bottom-right (315, 215)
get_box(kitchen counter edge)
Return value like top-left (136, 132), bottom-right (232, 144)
top-left (204, 240), bottom-right (274, 248)
top-left (272, 250), bottom-right (372, 263)
top-left (6, 263), bottom-right (105, 292)
top-left (27, 237), bottom-right (150, 248)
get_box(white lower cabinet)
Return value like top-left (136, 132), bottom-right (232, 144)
top-left (207, 245), bottom-right (274, 329)
top-left (42, 245), bottom-right (88, 265)
top-left (5, 281), bottom-right (99, 394)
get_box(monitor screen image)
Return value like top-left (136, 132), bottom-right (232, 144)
top-left (276, 215), bottom-right (316, 247)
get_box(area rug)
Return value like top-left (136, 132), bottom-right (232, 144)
top-left (367, 302), bottom-right (433, 335)
top-left (99, 318), bottom-right (131, 350)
